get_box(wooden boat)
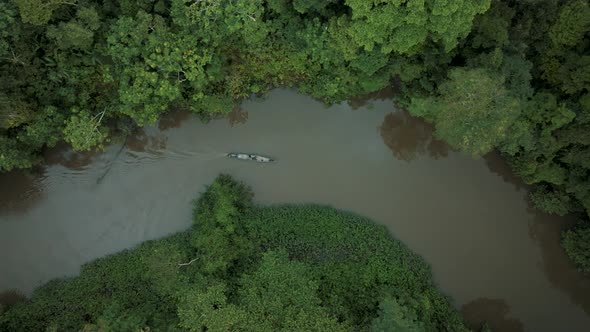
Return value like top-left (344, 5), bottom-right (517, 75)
top-left (227, 153), bottom-right (274, 163)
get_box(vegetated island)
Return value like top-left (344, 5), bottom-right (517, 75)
top-left (0, 175), bottom-right (485, 332)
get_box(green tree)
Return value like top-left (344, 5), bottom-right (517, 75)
top-left (236, 250), bottom-right (348, 332)
top-left (563, 222), bottom-right (590, 274)
top-left (541, 0), bottom-right (590, 95)
top-left (529, 185), bottom-right (573, 216)
top-left (548, 0), bottom-right (590, 48)
top-left (62, 108), bottom-right (108, 151)
top-left (338, 0), bottom-right (490, 55)
top-left (17, 106), bottom-right (64, 147)
top-left (46, 7), bottom-right (100, 51)
top-left (409, 67), bottom-right (520, 155)
top-left (371, 297), bottom-right (426, 332)
top-left (499, 93), bottom-right (576, 199)
top-left (12, 0), bottom-right (77, 26)
top-left (0, 95), bottom-right (33, 130)
top-left (0, 136), bottom-right (36, 171)
top-left (177, 282), bottom-right (247, 332)
top-left (190, 174), bottom-right (255, 276)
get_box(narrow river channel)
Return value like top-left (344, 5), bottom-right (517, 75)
top-left (1, 89), bottom-right (589, 331)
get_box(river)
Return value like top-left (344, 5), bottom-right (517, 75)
top-left (1, 89), bottom-right (589, 331)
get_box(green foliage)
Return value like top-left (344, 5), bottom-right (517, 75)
top-left (46, 7), bottom-right (100, 51)
top-left (0, 95), bottom-right (33, 130)
top-left (17, 106), bottom-right (64, 147)
top-left (106, 12), bottom-right (182, 125)
top-left (467, 0), bottom-right (514, 49)
top-left (0, 104), bottom-right (64, 171)
top-left (0, 136), bottom-right (37, 171)
top-left (63, 109), bottom-right (108, 151)
top-left (3, 0), bottom-right (493, 168)
top-left (500, 93), bottom-right (576, 187)
top-left (236, 250), bottom-right (347, 331)
top-left (549, 0), bottom-right (590, 48)
top-left (529, 185), bottom-right (573, 216)
top-left (0, 3), bottom-right (18, 55)
top-left (11, 0), bottom-right (76, 26)
top-left (0, 175), bottom-right (468, 331)
top-left (371, 297), bottom-right (426, 332)
top-left (340, 0), bottom-right (490, 55)
top-left (540, 0), bottom-right (590, 95)
top-left (0, 232), bottom-right (191, 331)
top-left (409, 68), bottom-right (520, 156)
top-left (1, 0), bottom-right (589, 290)
top-left (562, 222), bottom-right (590, 274)
top-left (443, 0), bottom-right (590, 270)
top-left (177, 281), bottom-right (246, 332)
top-left (190, 174), bottom-right (255, 277)
top-left (246, 205), bottom-right (467, 330)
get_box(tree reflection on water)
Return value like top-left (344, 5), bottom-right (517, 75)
top-left (379, 110), bottom-right (449, 161)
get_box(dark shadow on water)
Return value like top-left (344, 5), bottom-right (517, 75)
top-left (126, 128), bottom-right (167, 153)
top-left (228, 107), bottom-right (249, 127)
top-left (483, 151), bottom-right (590, 318)
top-left (2, 141), bottom-right (108, 215)
top-left (527, 204), bottom-right (590, 317)
top-left (44, 141), bottom-right (99, 170)
top-left (461, 298), bottom-right (524, 332)
top-left (348, 85), bottom-right (397, 110)
top-left (483, 153), bottom-right (590, 322)
top-left (0, 290), bottom-right (27, 306)
top-left (379, 110), bottom-right (449, 161)
top-left (483, 152), bottom-right (526, 191)
top-left (158, 110), bottom-right (191, 131)
top-left (0, 169), bottom-right (45, 216)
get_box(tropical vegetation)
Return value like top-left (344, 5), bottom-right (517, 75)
top-left (0, 0), bottom-right (589, 280)
top-left (0, 175), bottom-right (474, 331)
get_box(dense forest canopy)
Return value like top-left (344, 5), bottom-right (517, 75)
top-left (0, 175), bottom-right (474, 331)
top-left (0, 1), bottom-right (589, 271)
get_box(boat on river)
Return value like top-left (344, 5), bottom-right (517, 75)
top-left (227, 153), bottom-right (274, 163)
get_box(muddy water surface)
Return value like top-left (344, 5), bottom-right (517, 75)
top-left (1, 89), bottom-right (590, 331)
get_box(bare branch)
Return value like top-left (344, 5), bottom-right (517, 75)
top-left (85, 109), bottom-right (106, 144)
top-left (177, 70), bottom-right (187, 82)
top-left (56, 1), bottom-right (78, 6)
top-left (243, 13), bottom-right (256, 21)
top-left (2, 46), bottom-right (26, 66)
top-left (178, 258), bottom-right (198, 267)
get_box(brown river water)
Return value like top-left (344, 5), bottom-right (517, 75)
top-left (1, 89), bottom-right (590, 331)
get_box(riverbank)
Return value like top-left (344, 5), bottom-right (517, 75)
top-left (0, 175), bottom-right (469, 331)
top-left (1, 90), bottom-right (588, 331)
